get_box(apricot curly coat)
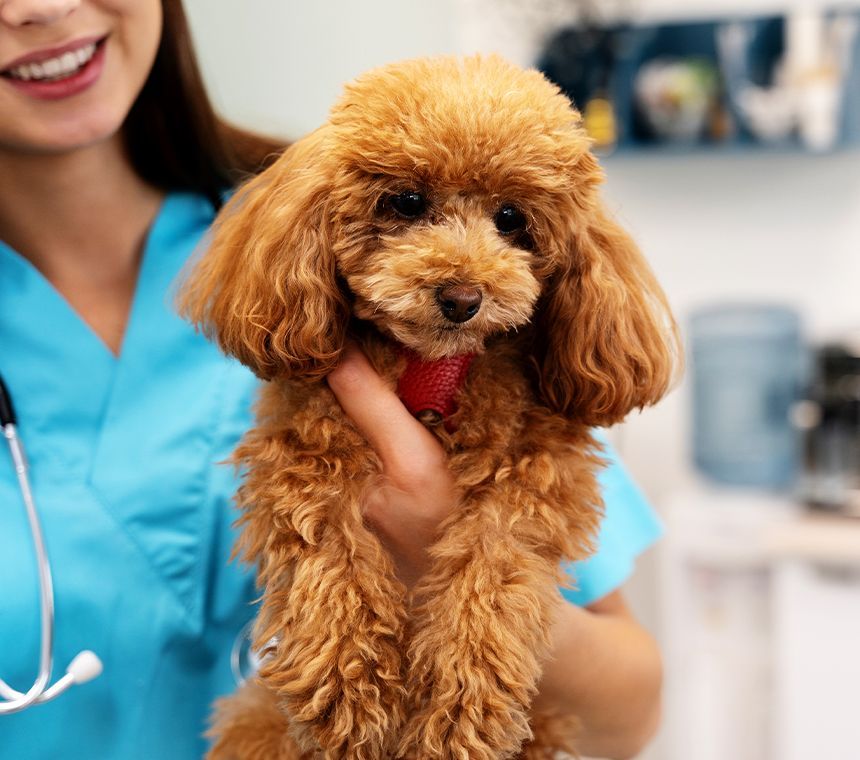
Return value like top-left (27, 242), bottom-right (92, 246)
top-left (180, 55), bottom-right (678, 760)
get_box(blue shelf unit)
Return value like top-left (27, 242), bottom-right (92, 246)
top-left (538, 13), bottom-right (860, 155)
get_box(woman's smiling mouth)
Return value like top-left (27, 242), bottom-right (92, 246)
top-left (0, 36), bottom-right (108, 99)
top-left (5, 42), bottom-right (98, 82)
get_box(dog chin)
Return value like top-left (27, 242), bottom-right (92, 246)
top-left (374, 319), bottom-right (489, 360)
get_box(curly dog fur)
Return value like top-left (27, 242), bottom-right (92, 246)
top-left (179, 55), bottom-right (679, 759)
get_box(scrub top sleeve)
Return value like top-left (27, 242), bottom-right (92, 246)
top-left (560, 436), bottom-right (663, 607)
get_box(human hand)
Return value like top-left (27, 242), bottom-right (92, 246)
top-left (326, 342), bottom-right (459, 588)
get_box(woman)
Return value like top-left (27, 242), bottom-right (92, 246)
top-left (0, 1), bottom-right (662, 758)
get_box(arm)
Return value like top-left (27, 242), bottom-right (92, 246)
top-left (538, 591), bottom-right (662, 759)
top-left (327, 344), bottom-right (662, 758)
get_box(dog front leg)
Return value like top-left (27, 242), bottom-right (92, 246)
top-left (397, 487), bottom-right (565, 760)
top-left (254, 471), bottom-right (409, 760)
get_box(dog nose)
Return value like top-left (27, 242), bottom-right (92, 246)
top-left (436, 285), bottom-right (483, 323)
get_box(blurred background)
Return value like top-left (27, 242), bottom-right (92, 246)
top-left (183, 1), bottom-right (860, 758)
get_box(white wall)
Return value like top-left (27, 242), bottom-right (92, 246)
top-left (184, 0), bottom-right (459, 139)
top-left (605, 149), bottom-right (860, 504)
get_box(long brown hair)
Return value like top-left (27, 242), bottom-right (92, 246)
top-left (123, 0), bottom-right (285, 209)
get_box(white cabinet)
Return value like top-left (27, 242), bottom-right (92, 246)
top-left (773, 560), bottom-right (860, 760)
top-left (660, 488), bottom-right (860, 760)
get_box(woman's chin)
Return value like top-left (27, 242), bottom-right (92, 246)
top-left (36, 108), bottom-right (124, 154)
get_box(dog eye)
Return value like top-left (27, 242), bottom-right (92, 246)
top-left (494, 204), bottom-right (527, 235)
top-left (389, 191), bottom-right (426, 219)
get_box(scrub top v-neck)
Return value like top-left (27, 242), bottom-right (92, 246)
top-left (0, 193), bottom-right (258, 759)
top-left (0, 191), bottom-right (661, 759)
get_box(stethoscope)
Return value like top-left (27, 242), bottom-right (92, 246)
top-left (0, 372), bottom-right (103, 715)
top-left (230, 620), bottom-right (271, 687)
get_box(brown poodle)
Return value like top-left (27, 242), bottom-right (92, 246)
top-left (180, 55), bottom-right (678, 760)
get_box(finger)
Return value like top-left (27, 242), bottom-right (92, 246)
top-left (326, 342), bottom-right (445, 475)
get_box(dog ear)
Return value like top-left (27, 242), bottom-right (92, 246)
top-left (534, 198), bottom-right (680, 426)
top-left (178, 128), bottom-right (349, 381)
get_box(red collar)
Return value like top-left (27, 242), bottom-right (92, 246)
top-left (396, 347), bottom-right (476, 432)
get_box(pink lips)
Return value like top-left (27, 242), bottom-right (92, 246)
top-left (0, 35), bottom-right (108, 101)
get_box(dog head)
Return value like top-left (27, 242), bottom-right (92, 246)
top-left (180, 55), bottom-right (678, 425)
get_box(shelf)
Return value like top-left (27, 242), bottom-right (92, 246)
top-left (600, 140), bottom-right (860, 160)
top-left (538, 11), bottom-right (860, 158)
top-left (662, 482), bottom-right (860, 567)
top-left (769, 514), bottom-right (860, 565)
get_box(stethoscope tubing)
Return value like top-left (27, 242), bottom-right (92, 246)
top-left (0, 420), bottom-right (56, 713)
top-left (0, 373), bottom-right (102, 713)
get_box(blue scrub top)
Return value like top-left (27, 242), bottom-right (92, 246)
top-left (0, 192), bottom-right (661, 759)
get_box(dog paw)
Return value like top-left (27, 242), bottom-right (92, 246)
top-left (396, 686), bottom-right (532, 760)
top-left (286, 673), bottom-right (406, 760)
top-left (396, 658), bottom-right (532, 760)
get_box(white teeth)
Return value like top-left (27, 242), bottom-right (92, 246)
top-left (6, 41), bottom-right (98, 82)
top-left (43, 58), bottom-right (60, 77)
